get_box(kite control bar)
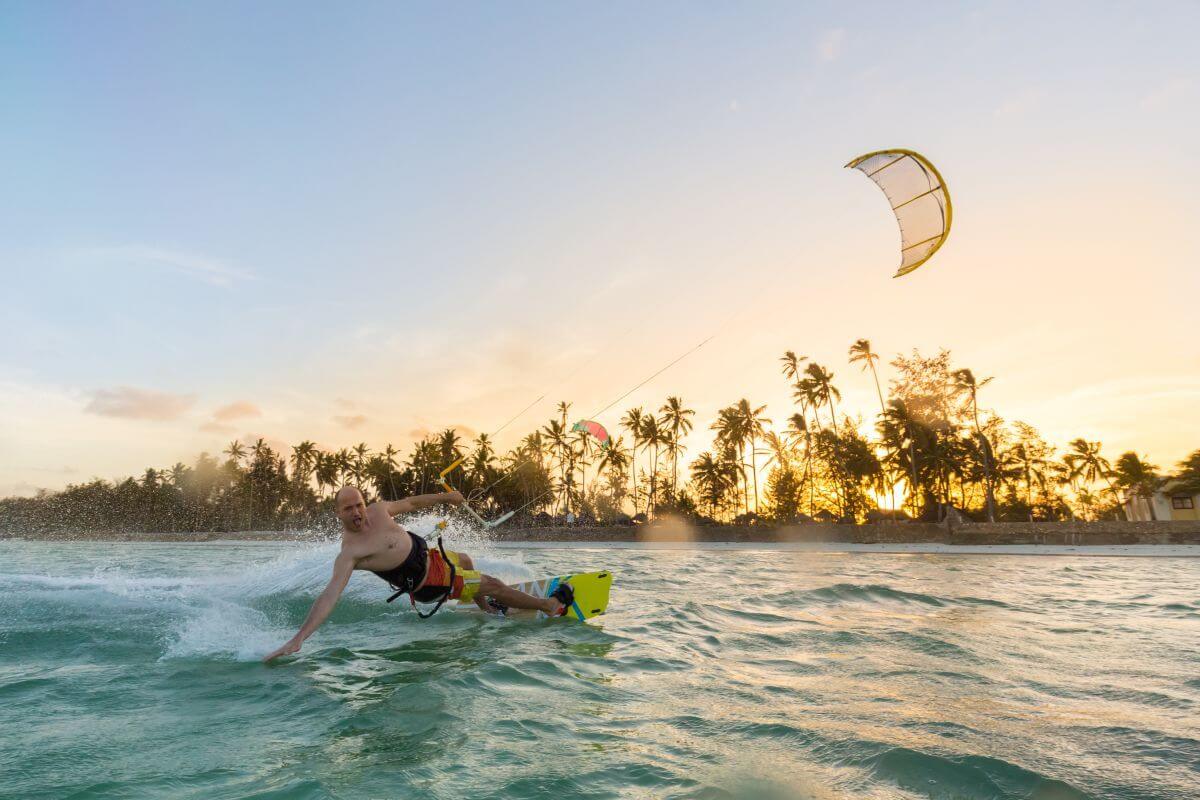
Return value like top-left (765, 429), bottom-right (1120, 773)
top-left (438, 459), bottom-right (516, 530)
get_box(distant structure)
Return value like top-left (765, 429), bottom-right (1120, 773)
top-left (1123, 480), bottom-right (1199, 521)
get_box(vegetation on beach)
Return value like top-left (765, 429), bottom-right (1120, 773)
top-left (3, 344), bottom-right (1197, 534)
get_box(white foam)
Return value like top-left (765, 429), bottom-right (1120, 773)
top-left (3, 523), bottom-right (546, 661)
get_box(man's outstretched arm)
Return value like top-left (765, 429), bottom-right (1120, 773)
top-left (264, 552), bottom-right (356, 662)
top-left (380, 491), bottom-right (464, 516)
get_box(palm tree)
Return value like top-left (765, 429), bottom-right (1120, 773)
top-left (522, 430), bottom-right (548, 472)
top-left (542, 419), bottom-right (571, 514)
top-left (1064, 439), bottom-right (1123, 518)
top-left (470, 433), bottom-right (497, 492)
top-left (1114, 452), bottom-right (1161, 520)
top-left (733, 399), bottom-right (770, 514)
top-left (640, 414), bottom-right (669, 516)
top-left (348, 443), bottom-right (369, 489)
top-left (878, 399), bottom-right (924, 519)
top-left (168, 462), bottom-right (188, 488)
top-left (314, 451), bottom-right (339, 499)
top-left (659, 396), bottom-right (695, 501)
top-left (711, 406), bottom-right (748, 513)
top-left (223, 440), bottom-right (246, 466)
top-left (849, 339), bottom-right (895, 516)
top-left (792, 378), bottom-right (823, 436)
top-left (1176, 450), bottom-right (1200, 495)
top-left (1004, 440), bottom-right (1051, 520)
top-left (690, 451), bottom-right (738, 518)
top-left (290, 441), bottom-right (317, 490)
top-left (594, 435), bottom-right (629, 484)
top-left (620, 407), bottom-right (646, 515)
top-left (779, 350), bottom-right (807, 384)
top-left (334, 448), bottom-right (353, 486)
top-left (436, 429), bottom-right (461, 467)
top-left (1075, 486), bottom-right (1101, 520)
top-left (785, 412), bottom-right (816, 515)
top-left (952, 368), bottom-right (996, 522)
top-left (571, 424), bottom-right (595, 512)
top-left (801, 363), bottom-right (840, 434)
top-left (379, 443), bottom-right (401, 499)
top-left (848, 339), bottom-right (885, 414)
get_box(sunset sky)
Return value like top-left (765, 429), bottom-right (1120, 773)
top-left (2, 2), bottom-right (1198, 497)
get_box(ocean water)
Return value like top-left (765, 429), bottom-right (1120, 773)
top-left (1, 536), bottom-right (1198, 800)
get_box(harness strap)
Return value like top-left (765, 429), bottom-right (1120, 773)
top-left (413, 537), bottom-right (456, 619)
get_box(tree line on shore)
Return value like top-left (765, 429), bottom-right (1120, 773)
top-left (3, 343), bottom-right (1198, 534)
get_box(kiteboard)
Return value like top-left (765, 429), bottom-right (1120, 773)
top-left (459, 570), bottom-right (613, 621)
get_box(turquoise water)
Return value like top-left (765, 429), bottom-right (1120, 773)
top-left (2, 538), bottom-right (1198, 800)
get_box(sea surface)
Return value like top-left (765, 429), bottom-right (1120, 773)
top-left (2, 534), bottom-right (1198, 800)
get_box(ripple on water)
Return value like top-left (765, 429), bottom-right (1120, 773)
top-left (858, 746), bottom-right (1090, 800)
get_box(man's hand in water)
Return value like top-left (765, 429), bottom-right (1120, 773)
top-left (263, 636), bottom-right (302, 663)
top-left (445, 490), bottom-right (465, 506)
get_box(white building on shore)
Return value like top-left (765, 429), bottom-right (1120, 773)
top-left (1123, 480), bottom-right (1199, 521)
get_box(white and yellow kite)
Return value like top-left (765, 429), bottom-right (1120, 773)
top-left (846, 148), bottom-right (952, 278)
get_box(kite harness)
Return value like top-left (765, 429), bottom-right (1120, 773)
top-left (370, 531), bottom-right (458, 619)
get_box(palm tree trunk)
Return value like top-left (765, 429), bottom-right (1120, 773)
top-left (630, 446), bottom-right (638, 516)
top-left (749, 438), bottom-right (759, 514)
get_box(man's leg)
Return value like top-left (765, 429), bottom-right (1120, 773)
top-left (453, 551), bottom-right (565, 615)
top-left (478, 574), bottom-right (564, 615)
top-left (452, 552), bottom-right (495, 613)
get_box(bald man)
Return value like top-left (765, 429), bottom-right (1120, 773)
top-left (264, 486), bottom-right (571, 662)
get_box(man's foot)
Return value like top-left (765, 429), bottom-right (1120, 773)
top-left (546, 582), bottom-right (574, 617)
top-left (486, 597), bottom-right (509, 616)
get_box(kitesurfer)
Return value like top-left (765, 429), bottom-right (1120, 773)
top-left (263, 486), bottom-right (571, 662)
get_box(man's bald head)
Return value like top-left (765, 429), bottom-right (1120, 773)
top-left (334, 486), bottom-right (368, 532)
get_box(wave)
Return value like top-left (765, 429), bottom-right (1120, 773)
top-left (771, 582), bottom-right (1014, 611)
top-left (861, 745), bottom-right (1091, 799)
top-left (1, 538), bottom-right (536, 663)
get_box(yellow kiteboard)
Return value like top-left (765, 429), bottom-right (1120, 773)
top-left (459, 570), bottom-right (613, 621)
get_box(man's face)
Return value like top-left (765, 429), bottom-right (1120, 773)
top-left (335, 489), bottom-right (368, 532)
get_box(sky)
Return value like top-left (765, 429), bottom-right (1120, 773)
top-left (2, 1), bottom-right (1198, 496)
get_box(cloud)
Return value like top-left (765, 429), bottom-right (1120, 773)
top-left (84, 386), bottom-right (195, 421)
top-left (69, 245), bottom-right (254, 288)
top-left (334, 414), bottom-right (368, 429)
top-left (199, 421), bottom-right (235, 434)
top-left (213, 401), bottom-right (261, 421)
top-left (816, 28), bottom-right (845, 62)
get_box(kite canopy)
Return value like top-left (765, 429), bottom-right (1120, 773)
top-left (572, 419), bottom-right (611, 448)
top-left (845, 149), bottom-right (952, 278)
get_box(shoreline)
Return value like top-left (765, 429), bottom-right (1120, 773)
top-left (6, 519), bottom-right (1200, 547)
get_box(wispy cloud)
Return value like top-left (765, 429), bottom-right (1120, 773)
top-left (816, 28), bottom-right (845, 62)
top-left (213, 401), bottom-right (262, 421)
top-left (334, 414), bottom-right (368, 429)
top-left (84, 386), bottom-right (195, 421)
top-left (199, 421), bottom-right (235, 434)
top-left (69, 245), bottom-right (254, 288)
